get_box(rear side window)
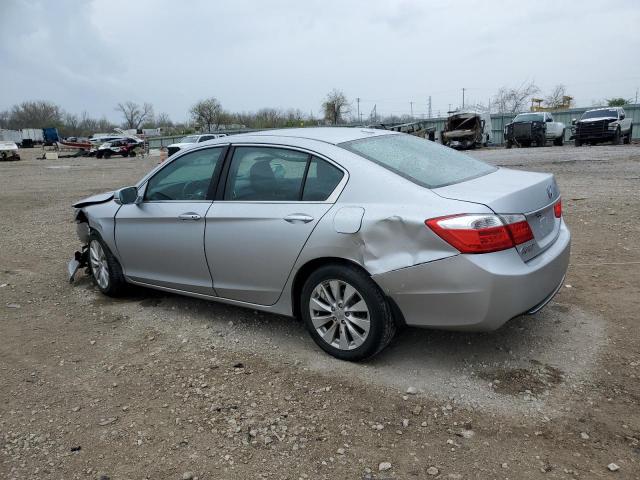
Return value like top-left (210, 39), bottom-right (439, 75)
top-left (340, 134), bottom-right (496, 188)
top-left (225, 147), bottom-right (309, 201)
top-left (302, 157), bottom-right (344, 201)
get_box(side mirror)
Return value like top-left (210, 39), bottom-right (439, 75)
top-left (116, 186), bottom-right (139, 205)
top-left (546, 117), bottom-right (552, 122)
top-left (571, 118), bottom-right (577, 125)
top-left (620, 113), bottom-right (625, 120)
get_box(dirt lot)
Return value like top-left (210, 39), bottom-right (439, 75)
top-left (1, 144), bottom-right (639, 479)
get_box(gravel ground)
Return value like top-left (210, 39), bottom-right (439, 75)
top-left (1, 144), bottom-right (639, 479)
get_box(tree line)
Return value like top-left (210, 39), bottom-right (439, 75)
top-left (0, 85), bottom-right (633, 137)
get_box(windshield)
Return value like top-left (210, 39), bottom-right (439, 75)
top-left (513, 113), bottom-right (544, 122)
top-left (339, 134), bottom-right (496, 189)
top-left (179, 135), bottom-right (200, 143)
top-left (581, 109), bottom-right (618, 120)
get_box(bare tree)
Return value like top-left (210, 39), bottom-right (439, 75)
top-left (190, 98), bottom-right (225, 131)
top-left (116, 101), bottom-right (154, 130)
top-left (7, 100), bottom-right (63, 129)
top-left (492, 81), bottom-right (539, 114)
top-left (322, 89), bottom-right (350, 124)
top-left (544, 84), bottom-right (571, 109)
top-left (155, 112), bottom-right (174, 128)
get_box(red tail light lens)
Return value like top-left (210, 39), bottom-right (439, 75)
top-left (554, 199), bottom-right (562, 218)
top-left (426, 214), bottom-right (533, 254)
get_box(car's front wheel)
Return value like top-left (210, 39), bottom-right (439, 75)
top-left (301, 264), bottom-right (396, 361)
top-left (88, 234), bottom-right (127, 297)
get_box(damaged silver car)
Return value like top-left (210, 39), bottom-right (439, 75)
top-left (69, 128), bottom-right (570, 360)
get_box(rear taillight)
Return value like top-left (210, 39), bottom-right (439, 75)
top-left (425, 214), bottom-right (533, 254)
top-left (554, 199), bottom-right (562, 218)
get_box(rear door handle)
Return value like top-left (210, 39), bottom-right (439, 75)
top-left (284, 213), bottom-right (314, 224)
top-left (178, 212), bottom-right (201, 221)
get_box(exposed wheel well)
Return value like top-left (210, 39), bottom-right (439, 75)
top-left (290, 257), bottom-right (406, 327)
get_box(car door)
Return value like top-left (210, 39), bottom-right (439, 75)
top-left (115, 146), bottom-right (227, 294)
top-left (205, 145), bottom-right (346, 305)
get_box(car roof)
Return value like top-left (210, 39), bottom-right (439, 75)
top-left (239, 127), bottom-right (397, 145)
top-left (588, 107), bottom-right (620, 111)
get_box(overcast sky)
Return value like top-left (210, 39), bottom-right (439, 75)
top-left (2, 0), bottom-right (640, 122)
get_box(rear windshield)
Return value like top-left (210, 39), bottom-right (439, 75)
top-left (339, 134), bottom-right (496, 189)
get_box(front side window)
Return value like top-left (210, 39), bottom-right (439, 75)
top-left (145, 147), bottom-right (223, 201)
top-left (225, 147), bottom-right (309, 201)
top-left (340, 134), bottom-right (495, 189)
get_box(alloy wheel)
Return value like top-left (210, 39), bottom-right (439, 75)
top-left (309, 279), bottom-right (370, 350)
top-left (89, 240), bottom-right (109, 289)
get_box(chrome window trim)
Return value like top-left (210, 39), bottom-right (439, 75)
top-left (222, 143), bottom-right (349, 204)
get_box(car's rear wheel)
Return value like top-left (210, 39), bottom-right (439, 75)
top-left (96, 151), bottom-right (103, 158)
top-left (88, 233), bottom-right (127, 297)
top-left (301, 264), bottom-right (396, 361)
top-left (103, 150), bottom-right (112, 159)
top-left (121, 151), bottom-right (129, 157)
top-left (574, 138), bottom-right (582, 147)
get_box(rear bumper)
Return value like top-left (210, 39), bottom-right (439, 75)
top-left (373, 222), bottom-right (571, 331)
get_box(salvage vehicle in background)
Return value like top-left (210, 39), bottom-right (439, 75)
top-left (441, 111), bottom-right (492, 149)
top-left (504, 112), bottom-right (565, 148)
top-left (69, 128), bottom-right (570, 361)
top-left (95, 137), bottom-right (143, 158)
top-left (572, 107), bottom-right (633, 146)
top-left (166, 133), bottom-right (227, 157)
top-left (0, 141), bottom-right (20, 160)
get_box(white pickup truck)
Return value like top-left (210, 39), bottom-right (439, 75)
top-left (504, 112), bottom-right (566, 148)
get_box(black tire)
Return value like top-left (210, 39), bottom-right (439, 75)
top-left (300, 264), bottom-right (396, 361)
top-left (121, 151), bottom-right (129, 157)
top-left (574, 138), bottom-right (582, 147)
top-left (537, 134), bottom-right (546, 147)
top-left (88, 233), bottom-right (128, 297)
top-left (612, 128), bottom-right (621, 145)
top-left (554, 132), bottom-right (564, 146)
top-left (103, 150), bottom-right (112, 159)
top-left (505, 140), bottom-right (513, 149)
top-left (96, 151), bottom-right (103, 159)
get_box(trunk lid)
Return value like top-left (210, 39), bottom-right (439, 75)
top-left (432, 168), bottom-right (561, 261)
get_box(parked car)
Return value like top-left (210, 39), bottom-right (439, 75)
top-left (95, 138), bottom-right (143, 158)
top-left (166, 133), bottom-right (227, 157)
top-left (441, 111), bottom-right (492, 149)
top-left (0, 141), bottom-right (20, 160)
top-left (572, 107), bottom-right (633, 146)
top-left (69, 128), bottom-right (570, 361)
top-left (504, 112), bottom-right (565, 148)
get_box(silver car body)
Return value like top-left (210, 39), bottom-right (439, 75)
top-left (72, 128), bottom-right (570, 331)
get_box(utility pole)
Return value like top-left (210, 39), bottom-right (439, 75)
top-left (356, 97), bottom-right (360, 125)
top-left (462, 88), bottom-right (466, 109)
top-left (428, 96), bottom-right (432, 119)
top-left (448, 103), bottom-right (452, 113)
top-left (409, 101), bottom-right (414, 119)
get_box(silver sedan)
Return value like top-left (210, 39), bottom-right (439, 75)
top-left (69, 128), bottom-right (570, 360)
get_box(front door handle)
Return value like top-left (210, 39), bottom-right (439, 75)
top-left (178, 212), bottom-right (201, 221)
top-left (284, 213), bottom-right (314, 224)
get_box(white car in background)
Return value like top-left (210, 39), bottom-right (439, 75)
top-left (166, 133), bottom-right (227, 157)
